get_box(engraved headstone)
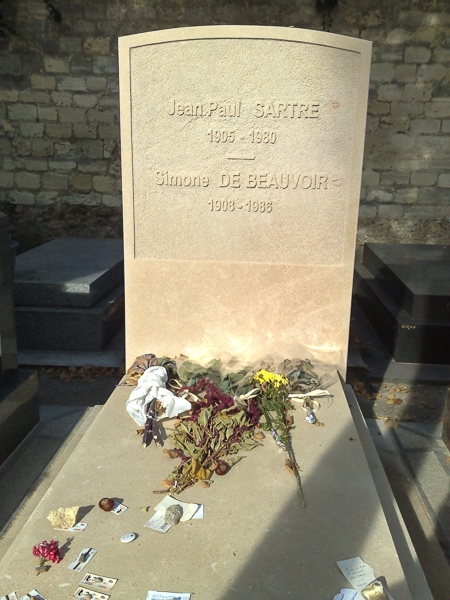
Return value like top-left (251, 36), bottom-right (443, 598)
top-left (119, 26), bottom-right (371, 373)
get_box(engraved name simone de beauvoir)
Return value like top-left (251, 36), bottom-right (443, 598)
top-left (168, 99), bottom-right (321, 118)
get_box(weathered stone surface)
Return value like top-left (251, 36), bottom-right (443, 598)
top-left (0, 375), bottom-right (425, 598)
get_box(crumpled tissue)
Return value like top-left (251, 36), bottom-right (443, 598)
top-left (126, 366), bottom-right (191, 426)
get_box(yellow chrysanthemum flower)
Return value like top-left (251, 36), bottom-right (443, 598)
top-left (254, 369), bottom-right (288, 388)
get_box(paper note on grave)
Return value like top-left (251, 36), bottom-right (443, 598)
top-left (119, 26), bottom-right (371, 371)
top-left (337, 557), bottom-right (376, 591)
top-left (337, 557), bottom-right (395, 599)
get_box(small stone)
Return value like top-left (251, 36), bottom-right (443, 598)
top-left (165, 504), bottom-right (183, 526)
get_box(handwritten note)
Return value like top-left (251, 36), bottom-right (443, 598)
top-left (337, 557), bottom-right (375, 591)
top-left (336, 557), bottom-right (395, 600)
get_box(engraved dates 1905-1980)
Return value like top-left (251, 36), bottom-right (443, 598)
top-left (208, 129), bottom-right (277, 144)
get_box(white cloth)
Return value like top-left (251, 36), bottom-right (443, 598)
top-left (126, 366), bottom-right (191, 426)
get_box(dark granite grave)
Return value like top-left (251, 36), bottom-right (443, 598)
top-left (16, 285), bottom-right (124, 351)
top-left (0, 212), bottom-right (39, 464)
top-left (14, 238), bottom-right (124, 353)
top-left (354, 243), bottom-right (450, 365)
top-left (362, 243), bottom-right (450, 321)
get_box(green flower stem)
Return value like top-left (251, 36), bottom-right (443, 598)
top-left (256, 392), bottom-right (306, 509)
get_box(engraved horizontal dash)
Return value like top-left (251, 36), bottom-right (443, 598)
top-left (227, 155), bottom-right (255, 161)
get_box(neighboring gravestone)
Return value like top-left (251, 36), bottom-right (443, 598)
top-left (0, 212), bottom-right (38, 464)
top-left (14, 238), bottom-right (124, 352)
top-left (354, 243), bottom-right (450, 364)
top-left (119, 26), bottom-right (371, 374)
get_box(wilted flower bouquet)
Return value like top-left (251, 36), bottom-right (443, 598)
top-left (125, 355), bottom-right (326, 507)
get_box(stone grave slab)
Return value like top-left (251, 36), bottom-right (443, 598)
top-left (362, 243), bottom-right (450, 321)
top-left (0, 378), bottom-right (425, 599)
top-left (0, 212), bottom-right (38, 464)
top-left (14, 237), bottom-right (124, 308)
top-left (15, 284), bottom-right (124, 352)
top-left (119, 25), bottom-right (372, 375)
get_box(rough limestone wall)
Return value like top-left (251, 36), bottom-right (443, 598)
top-left (0, 0), bottom-right (448, 249)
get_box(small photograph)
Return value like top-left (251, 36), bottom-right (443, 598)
top-left (1, 593), bottom-right (19, 600)
top-left (21, 591), bottom-right (47, 600)
top-left (68, 547), bottom-right (97, 572)
top-left (146, 592), bottom-right (190, 600)
top-left (72, 587), bottom-right (110, 600)
top-left (111, 502), bottom-right (128, 515)
top-left (80, 573), bottom-right (117, 591)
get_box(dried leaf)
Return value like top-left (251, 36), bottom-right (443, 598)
top-left (200, 480), bottom-right (211, 488)
top-left (163, 448), bottom-right (179, 459)
top-left (285, 459), bottom-right (296, 476)
top-left (419, 402), bottom-right (436, 410)
top-left (254, 431), bottom-right (265, 440)
top-left (383, 417), bottom-right (398, 429)
top-left (161, 478), bottom-right (174, 488)
top-left (188, 459), bottom-right (211, 480)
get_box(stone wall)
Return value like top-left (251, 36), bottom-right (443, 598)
top-left (0, 0), bottom-right (449, 250)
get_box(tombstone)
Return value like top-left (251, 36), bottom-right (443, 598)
top-left (0, 212), bottom-right (39, 464)
top-left (0, 28), bottom-right (432, 599)
top-left (119, 26), bottom-right (372, 375)
top-left (354, 243), bottom-right (450, 365)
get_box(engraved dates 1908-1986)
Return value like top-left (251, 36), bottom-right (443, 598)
top-left (208, 199), bottom-right (273, 213)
